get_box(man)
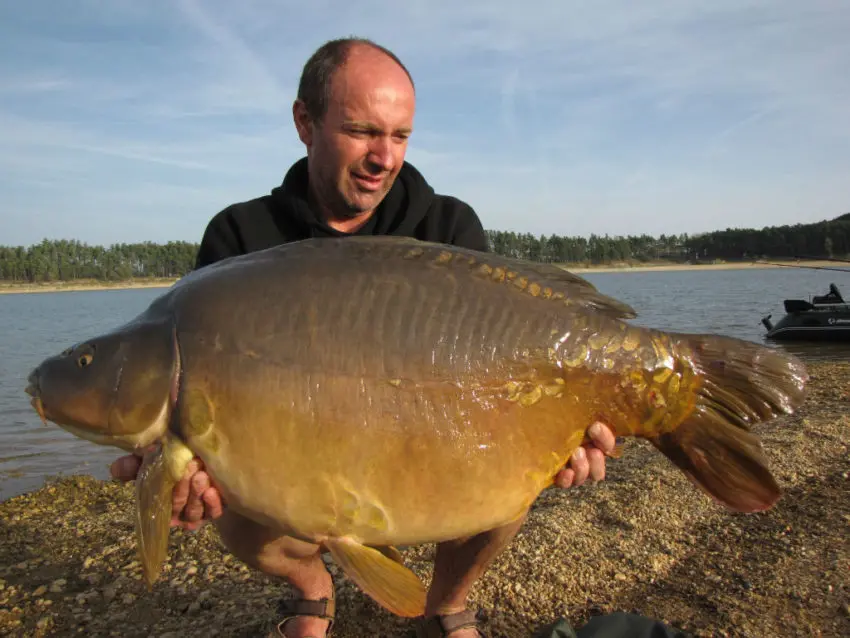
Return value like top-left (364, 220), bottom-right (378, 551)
top-left (111, 37), bottom-right (616, 638)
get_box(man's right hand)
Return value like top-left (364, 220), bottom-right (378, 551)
top-left (110, 453), bottom-right (225, 531)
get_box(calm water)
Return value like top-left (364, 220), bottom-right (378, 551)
top-left (1, 268), bottom-right (847, 501)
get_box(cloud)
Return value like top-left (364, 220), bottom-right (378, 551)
top-left (0, 1), bottom-right (847, 247)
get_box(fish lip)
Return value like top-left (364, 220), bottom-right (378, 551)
top-left (25, 369), bottom-right (39, 397)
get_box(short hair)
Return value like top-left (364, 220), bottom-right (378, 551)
top-left (296, 37), bottom-right (414, 121)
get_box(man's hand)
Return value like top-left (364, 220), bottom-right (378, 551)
top-left (109, 453), bottom-right (225, 531)
top-left (553, 422), bottom-right (616, 489)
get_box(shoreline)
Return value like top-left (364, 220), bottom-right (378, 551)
top-left (0, 278), bottom-right (178, 295)
top-left (1, 360), bottom-right (847, 637)
top-left (0, 260), bottom-right (842, 295)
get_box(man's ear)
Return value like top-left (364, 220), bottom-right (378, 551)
top-left (292, 99), bottom-right (314, 146)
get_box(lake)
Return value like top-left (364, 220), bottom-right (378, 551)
top-left (1, 267), bottom-right (847, 501)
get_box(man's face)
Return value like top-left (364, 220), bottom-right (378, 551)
top-left (294, 45), bottom-right (416, 220)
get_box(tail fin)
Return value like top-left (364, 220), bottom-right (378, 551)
top-left (650, 335), bottom-right (808, 513)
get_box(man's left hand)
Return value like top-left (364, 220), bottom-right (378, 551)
top-left (554, 422), bottom-right (616, 488)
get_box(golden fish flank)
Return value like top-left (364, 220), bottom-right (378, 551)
top-left (603, 333), bottom-right (624, 355)
top-left (338, 481), bottom-right (391, 534)
top-left (501, 380), bottom-right (553, 406)
top-left (653, 367), bottom-right (673, 384)
top-left (667, 372), bottom-right (681, 396)
top-left (476, 263), bottom-right (493, 278)
top-left (543, 378), bottom-right (566, 397)
top-left (179, 388), bottom-right (221, 453)
top-left (561, 343), bottom-right (589, 368)
top-left (650, 336), bottom-right (674, 368)
top-left (621, 329), bottom-right (641, 352)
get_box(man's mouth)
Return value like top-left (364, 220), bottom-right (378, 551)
top-left (352, 172), bottom-right (384, 191)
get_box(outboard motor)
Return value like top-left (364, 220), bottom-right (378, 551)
top-left (761, 314), bottom-right (773, 331)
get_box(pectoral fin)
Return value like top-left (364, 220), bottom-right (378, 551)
top-left (325, 537), bottom-right (426, 617)
top-left (135, 437), bottom-right (194, 587)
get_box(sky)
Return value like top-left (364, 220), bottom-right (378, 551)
top-left (1, 0), bottom-right (848, 247)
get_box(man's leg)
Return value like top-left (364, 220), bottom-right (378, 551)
top-left (214, 511), bottom-right (334, 638)
top-left (420, 513), bottom-right (528, 637)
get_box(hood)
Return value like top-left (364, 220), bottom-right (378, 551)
top-left (268, 157), bottom-right (436, 238)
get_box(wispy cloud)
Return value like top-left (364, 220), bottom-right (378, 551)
top-left (0, 1), bottom-right (847, 246)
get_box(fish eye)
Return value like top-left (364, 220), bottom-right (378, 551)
top-left (76, 346), bottom-right (95, 368)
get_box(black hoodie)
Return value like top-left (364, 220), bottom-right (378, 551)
top-left (194, 157), bottom-right (489, 269)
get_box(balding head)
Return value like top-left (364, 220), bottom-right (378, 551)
top-left (297, 37), bottom-right (415, 122)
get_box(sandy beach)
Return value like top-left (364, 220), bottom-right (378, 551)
top-left (0, 260), bottom-right (842, 295)
top-left (1, 359), bottom-right (847, 637)
top-left (0, 278), bottom-right (178, 296)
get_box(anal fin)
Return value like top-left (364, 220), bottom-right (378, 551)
top-left (325, 537), bottom-right (426, 617)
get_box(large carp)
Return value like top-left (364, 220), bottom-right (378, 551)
top-left (25, 236), bottom-right (808, 618)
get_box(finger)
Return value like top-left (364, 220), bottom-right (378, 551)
top-left (171, 459), bottom-right (201, 520)
top-left (586, 447), bottom-right (606, 483)
top-left (109, 455), bottom-right (142, 482)
top-left (182, 471), bottom-right (211, 523)
top-left (553, 468), bottom-right (575, 489)
top-left (587, 422), bottom-right (617, 454)
top-left (202, 486), bottom-right (225, 520)
top-left (569, 446), bottom-right (590, 487)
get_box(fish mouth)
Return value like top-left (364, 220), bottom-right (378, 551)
top-left (25, 369), bottom-right (39, 397)
top-left (25, 370), bottom-right (48, 426)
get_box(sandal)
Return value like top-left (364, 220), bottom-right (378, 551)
top-left (415, 609), bottom-right (488, 637)
top-left (268, 595), bottom-right (336, 637)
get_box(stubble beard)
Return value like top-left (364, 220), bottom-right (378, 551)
top-left (337, 174), bottom-right (390, 219)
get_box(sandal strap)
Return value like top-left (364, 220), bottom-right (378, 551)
top-left (417, 609), bottom-right (484, 637)
top-left (273, 597), bottom-right (336, 637)
top-left (279, 597), bottom-right (336, 619)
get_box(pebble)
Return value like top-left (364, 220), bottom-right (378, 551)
top-left (33, 585), bottom-right (48, 597)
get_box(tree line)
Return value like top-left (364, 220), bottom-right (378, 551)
top-left (0, 239), bottom-right (198, 283)
top-left (1, 214), bottom-right (848, 283)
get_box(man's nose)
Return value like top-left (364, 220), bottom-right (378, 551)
top-left (368, 138), bottom-right (395, 171)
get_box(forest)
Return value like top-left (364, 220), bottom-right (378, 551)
top-left (1, 213), bottom-right (848, 283)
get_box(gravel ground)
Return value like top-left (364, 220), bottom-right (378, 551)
top-left (1, 361), bottom-right (847, 638)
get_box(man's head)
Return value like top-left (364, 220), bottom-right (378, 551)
top-left (293, 38), bottom-right (416, 223)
